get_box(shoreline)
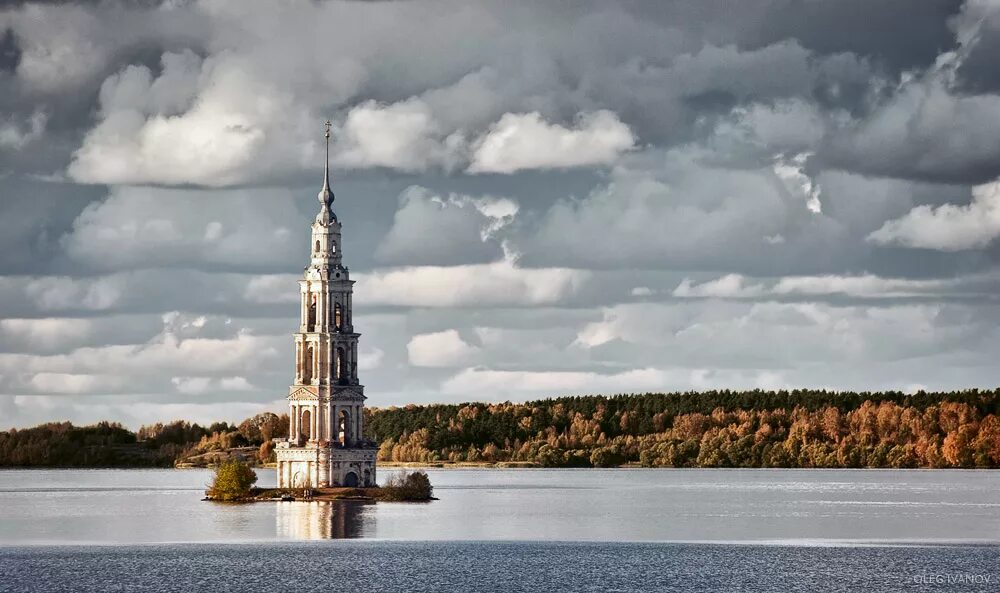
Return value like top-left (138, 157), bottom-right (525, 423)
top-left (3, 464), bottom-right (1000, 471)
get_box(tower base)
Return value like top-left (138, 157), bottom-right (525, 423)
top-left (275, 442), bottom-right (377, 488)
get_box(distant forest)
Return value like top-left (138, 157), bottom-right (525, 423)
top-left (2, 389), bottom-right (999, 468)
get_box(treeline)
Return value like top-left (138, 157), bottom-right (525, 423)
top-left (0, 413), bottom-right (288, 467)
top-left (4, 389), bottom-right (1000, 468)
top-left (366, 389), bottom-right (1000, 468)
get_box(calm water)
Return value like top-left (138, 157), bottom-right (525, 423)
top-left (1, 468), bottom-right (998, 592)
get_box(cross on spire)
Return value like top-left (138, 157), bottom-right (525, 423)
top-left (317, 120), bottom-right (334, 216)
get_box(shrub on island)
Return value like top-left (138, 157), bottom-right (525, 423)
top-left (379, 470), bottom-right (433, 501)
top-left (208, 459), bottom-right (258, 501)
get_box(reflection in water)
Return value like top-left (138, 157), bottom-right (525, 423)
top-left (276, 500), bottom-right (371, 540)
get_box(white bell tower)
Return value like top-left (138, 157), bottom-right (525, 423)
top-left (275, 122), bottom-right (377, 489)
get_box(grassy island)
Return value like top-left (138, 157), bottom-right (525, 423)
top-left (203, 462), bottom-right (434, 503)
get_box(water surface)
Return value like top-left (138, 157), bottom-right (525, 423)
top-left (0, 467), bottom-right (997, 545)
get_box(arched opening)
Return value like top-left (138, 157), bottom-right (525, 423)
top-left (314, 239), bottom-right (320, 253)
top-left (338, 409), bottom-right (351, 446)
top-left (336, 347), bottom-right (345, 381)
top-left (331, 241), bottom-right (336, 254)
top-left (300, 408), bottom-right (312, 441)
top-left (334, 303), bottom-right (342, 330)
top-left (302, 346), bottom-right (313, 384)
top-left (343, 471), bottom-right (359, 488)
top-left (307, 296), bottom-right (317, 329)
top-left (292, 471), bottom-right (304, 488)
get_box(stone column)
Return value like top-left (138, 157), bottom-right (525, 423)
top-left (313, 346), bottom-right (319, 384)
top-left (320, 284), bottom-right (328, 330)
top-left (311, 404), bottom-right (317, 441)
top-left (356, 404), bottom-right (362, 442)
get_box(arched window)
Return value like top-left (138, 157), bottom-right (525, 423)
top-left (331, 241), bottom-right (336, 254)
top-left (300, 408), bottom-right (312, 441)
top-left (303, 346), bottom-right (314, 384)
top-left (308, 296), bottom-right (317, 330)
top-left (338, 409), bottom-right (351, 446)
top-left (334, 303), bottom-right (342, 330)
top-left (314, 240), bottom-right (320, 253)
top-left (336, 347), bottom-right (345, 380)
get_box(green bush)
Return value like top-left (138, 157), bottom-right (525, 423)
top-left (209, 459), bottom-right (258, 501)
top-left (382, 470), bottom-right (433, 501)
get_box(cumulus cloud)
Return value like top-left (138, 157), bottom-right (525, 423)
top-left (773, 152), bottom-right (822, 214)
top-left (335, 99), bottom-right (466, 172)
top-left (468, 110), bottom-right (635, 173)
top-left (407, 329), bottom-right (479, 367)
top-left (356, 254), bottom-right (589, 308)
top-left (868, 179), bottom-right (1000, 251)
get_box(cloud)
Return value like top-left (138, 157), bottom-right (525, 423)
top-left (520, 146), bottom-right (839, 273)
top-left (66, 52), bottom-right (279, 186)
top-left (172, 376), bottom-right (254, 395)
top-left (376, 186), bottom-right (517, 265)
top-left (440, 365), bottom-right (794, 398)
top-left (771, 274), bottom-right (951, 298)
top-left (61, 186), bottom-right (302, 271)
top-left (868, 179), bottom-right (1000, 251)
top-left (468, 110), bottom-right (635, 173)
top-left (773, 152), bottom-right (822, 214)
top-left (335, 99), bottom-right (465, 172)
top-left (29, 373), bottom-right (126, 395)
top-left (407, 329), bottom-right (479, 367)
top-left (673, 274), bottom-right (765, 298)
top-left (0, 318), bottom-right (92, 353)
top-left (8, 0), bottom-right (1000, 428)
top-left (571, 300), bottom-right (991, 377)
top-left (358, 347), bottom-right (385, 371)
top-left (0, 110), bottom-right (46, 150)
top-left (24, 276), bottom-right (124, 312)
top-left (442, 366), bottom-right (669, 396)
top-left (356, 254), bottom-right (589, 308)
top-left (673, 273), bottom-right (958, 300)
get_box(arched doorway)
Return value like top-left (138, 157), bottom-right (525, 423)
top-left (344, 471), bottom-right (359, 487)
top-left (292, 471), bottom-right (304, 488)
top-left (300, 409), bottom-right (312, 441)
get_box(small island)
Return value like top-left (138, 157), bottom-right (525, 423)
top-left (204, 460), bottom-right (434, 503)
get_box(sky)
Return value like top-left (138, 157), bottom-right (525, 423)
top-left (3, 0), bottom-right (1000, 429)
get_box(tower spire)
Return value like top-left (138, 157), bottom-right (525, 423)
top-left (317, 120), bottom-right (335, 221)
